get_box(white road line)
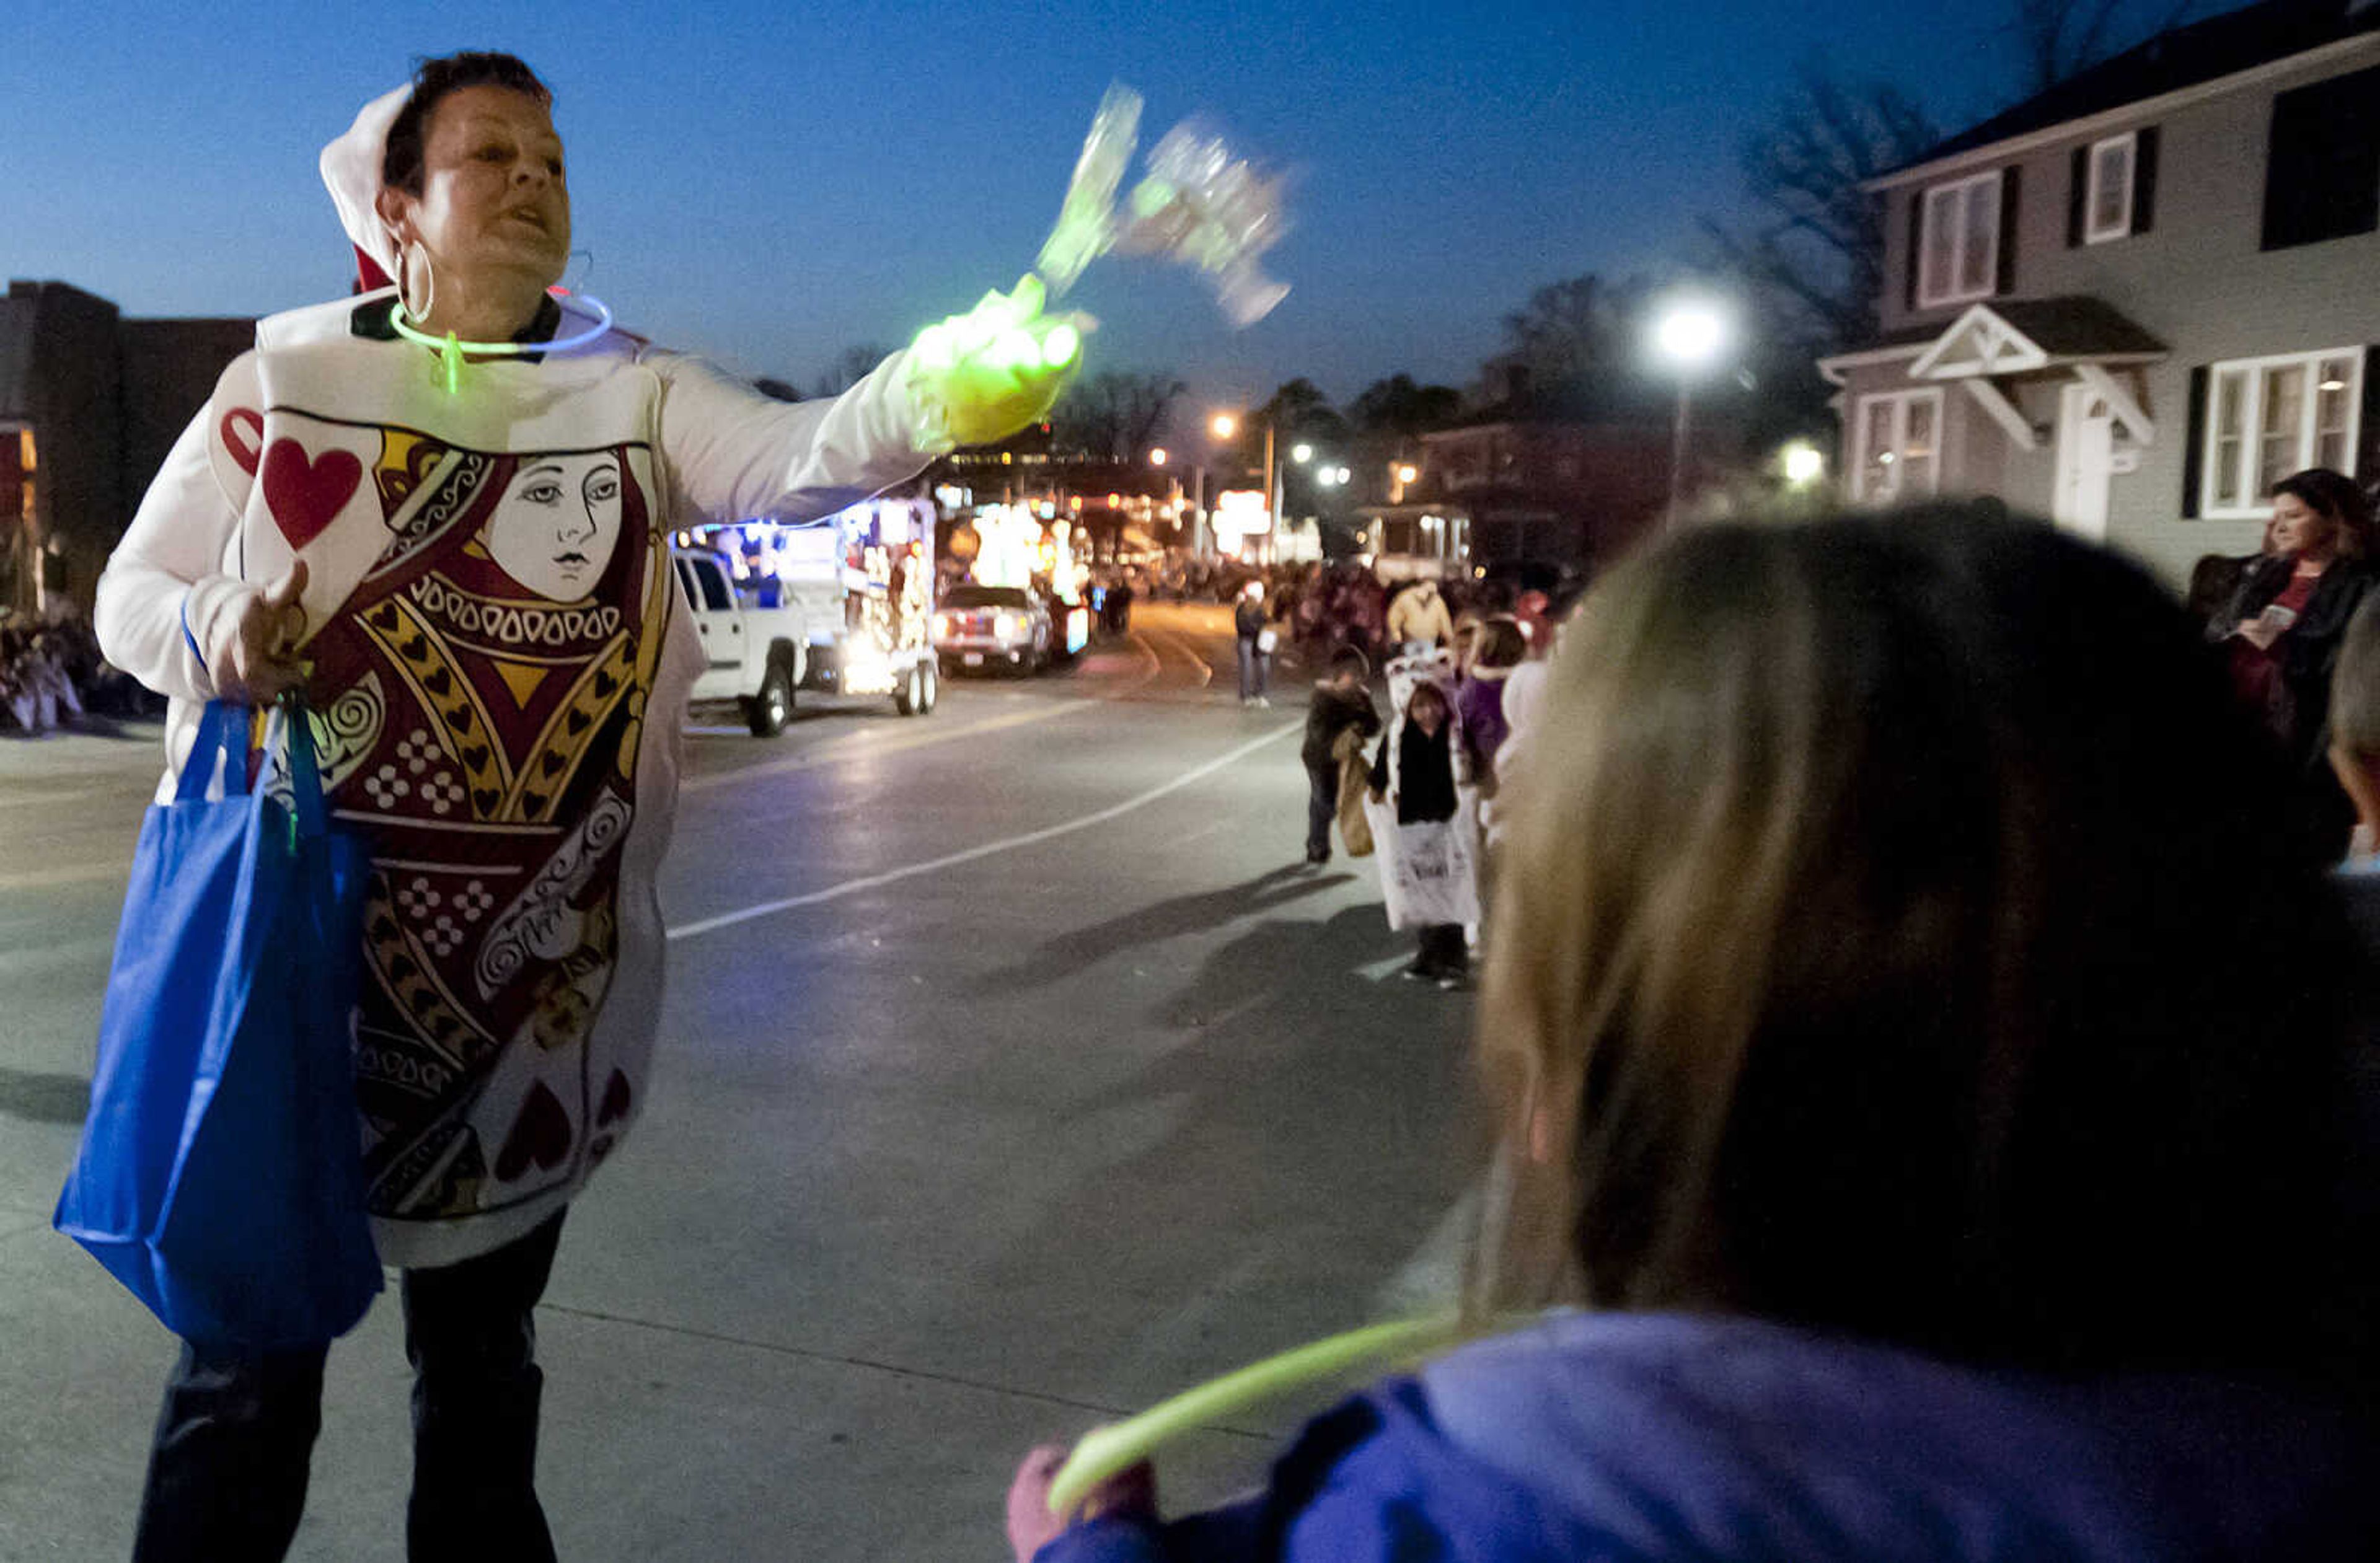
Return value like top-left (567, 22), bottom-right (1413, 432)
top-left (1123, 631), bottom-right (1165, 683)
top-left (666, 720), bottom-right (1302, 943)
top-left (1144, 628), bottom-right (1215, 687)
top-left (679, 702), bottom-right (1090, 795)
top-left (682, 642), bottom-right (1165, 796)
top-left (1372, 1179), bottom-right (1481, 1316)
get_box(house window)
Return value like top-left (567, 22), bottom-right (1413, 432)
top-left (2198, 348), bottom-right (2364, 517)
top-left (1852, 389), bottom-right (1944, 504)
top-left (2084, 132), bottom-right (2135, 244)
top-left (2261, 64), bottom-right (2380, 252)
top-left (1917, 170), bottom-right (2002, 308)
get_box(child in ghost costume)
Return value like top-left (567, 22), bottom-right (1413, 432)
top-left (92, 53), bottom-right (1079, 1562)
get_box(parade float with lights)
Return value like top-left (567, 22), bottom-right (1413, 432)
top-left (671, 495), bottom-right (942, 731)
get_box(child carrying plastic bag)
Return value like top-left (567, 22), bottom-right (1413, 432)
top-left (1364, 655), bottom-right (1481, 986)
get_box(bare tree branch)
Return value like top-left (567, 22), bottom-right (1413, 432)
top-left (811, 343), bottom-right (894, 400)
top-left (1050, 371), bottom-right (1188, 462)
top-left (1703, 66), bottom-right (1940, 354)
top-left (2002, 0), bottom-right (2205, 95)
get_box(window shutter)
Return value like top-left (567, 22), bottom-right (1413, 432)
top-left (2068, 147), bottom-right (2088, 247)
top-left (2182, 365), bottom-right (2209, 519)
top-left (1996, 166), bottom-right (2022, 296)
top-left (2131, 126), bottom-right (2159, 235)
top-left (1905, 192), bottom-right (1923, 311)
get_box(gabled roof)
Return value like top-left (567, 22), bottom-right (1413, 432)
top-left (1908, 297), bottom-right (2167, 377)
top-left (1885, 0), bottom-right (2380, 182)
top-left (1819, 297), bottom-right (2165, 386)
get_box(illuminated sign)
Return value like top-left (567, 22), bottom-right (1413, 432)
top-left (1214, 488), bottom-right (1272, 536)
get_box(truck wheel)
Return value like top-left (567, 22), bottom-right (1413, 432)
top-left (895, 661), bottom-right (932, 716)
top-left (748, 658), bottom-right (795, 736)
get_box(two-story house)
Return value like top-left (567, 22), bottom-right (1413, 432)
top-left (1820, 0), bottom-right (2380, 585)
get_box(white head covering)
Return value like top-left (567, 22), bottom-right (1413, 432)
top-left (319, 84), bottom-right (412, 289)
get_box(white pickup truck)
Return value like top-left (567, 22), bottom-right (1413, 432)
top-left (671, 537), bottom-right (939, 734)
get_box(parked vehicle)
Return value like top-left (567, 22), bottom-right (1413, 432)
top-left (935, 583), bottom-right (1051, 674)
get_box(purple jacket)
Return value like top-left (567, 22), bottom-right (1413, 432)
top-left (1035, 1313), bottom-right (2376, 1563)
top-left (1454, 671), bottom-right (1509, 774)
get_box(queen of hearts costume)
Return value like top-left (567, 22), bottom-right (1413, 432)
top-left (95, 87), bottom-right (951, 1270)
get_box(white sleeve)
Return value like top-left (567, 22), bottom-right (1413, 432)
top-left (643, 345), bottom-right (946, 528)
top-left (93, 398), bottom-right (258, 704)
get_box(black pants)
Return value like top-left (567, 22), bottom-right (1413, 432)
top-left (1305, 761), bottom-right (1338, 858)
top-left (131, 1209), bottom-right (567, 1563)
top-left (1416, 923), bottom-right (1468, 975)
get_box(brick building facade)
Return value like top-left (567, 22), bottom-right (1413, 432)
top-left (0, 280), bottom-right (255, 616)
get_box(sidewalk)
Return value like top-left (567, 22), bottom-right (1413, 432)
top-left (0, 716), bottom-right (166, 782)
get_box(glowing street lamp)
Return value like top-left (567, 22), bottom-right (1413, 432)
top-left (1148, 447), bottom-right (1168, 467)
top-left (1651, 296), bottom-right (1731, 529)
top-left (1210, 407), bottom-right (1280, 563)
top-left (1291, 442), bottom-right (1314, 464)
top-left (1780, 440), bottom-right (1825, 488)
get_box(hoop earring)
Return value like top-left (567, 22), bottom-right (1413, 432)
top-left (397, 240), bottom-right (436, 324)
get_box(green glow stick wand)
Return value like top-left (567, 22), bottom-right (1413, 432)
top-left (1046, 1311), bottom-right (1470, 1517)
top-left (1033, 83), bottom-right (1291, 329)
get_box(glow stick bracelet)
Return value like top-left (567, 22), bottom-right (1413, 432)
top-left (1046, 1311), bottom-right (1470, 1517)
top-left (387, 291), bottom-right (615, 393)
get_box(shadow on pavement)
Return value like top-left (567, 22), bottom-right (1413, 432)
top-left (0, 1066), bottom-right (91, 1125)
top-left (967, 863), bottom-right (1352, 997)
top-left (969, 898), bottom-right (1484, 1407)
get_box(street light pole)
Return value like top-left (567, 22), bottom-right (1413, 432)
top-left (1667, 381), bottom-right (1693, 532)
top-left (1651, 297), bottom-right (1729, 532)
top-left (1263, 421), bottom-right (1277, 565)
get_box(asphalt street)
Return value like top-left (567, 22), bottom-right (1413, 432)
top-left (0, 602), bottom-right (1484, 1561)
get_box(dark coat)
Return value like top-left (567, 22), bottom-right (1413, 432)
top-left (1234, 599), bottom-right (1267, 643)
top-left (1302, 683), bottom-right (1381, 770)
top-left (1370, 716), bottom-right (1457, 824)
top-left (2213, 553), bottom-right (2376, 768)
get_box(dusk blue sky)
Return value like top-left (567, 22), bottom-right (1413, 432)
top-left (11, 1), bottom-right (2055, 421)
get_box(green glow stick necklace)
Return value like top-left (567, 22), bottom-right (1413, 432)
top-left (387, 289), bottom-right (615, 394)
top-left (1046, 1311), bottom-right (1474, 1517)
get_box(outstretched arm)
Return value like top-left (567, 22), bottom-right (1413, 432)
top-left (650, 275), bottom-right (1082, 528)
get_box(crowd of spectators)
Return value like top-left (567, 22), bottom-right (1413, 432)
top-left (0, 610), bottom-right (161, 736)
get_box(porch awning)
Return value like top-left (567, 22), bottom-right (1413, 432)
top-left (1907, 297), bottom-right (2166, 379)
top-left (1823, 297), bottom-right (2166, 452)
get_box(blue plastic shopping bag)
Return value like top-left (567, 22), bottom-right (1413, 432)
top-left (55, 698), bottom-right (382, 1350)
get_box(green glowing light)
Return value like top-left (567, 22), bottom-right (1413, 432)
top-left (994, 328), bottom-right (1041, 369)
top-left (1042, 324), bottom-right (1081, 368)
top-left (384, 293), bottom-right (615, 394)
top-left (1047, 1313), bottom-right (1475, 1517)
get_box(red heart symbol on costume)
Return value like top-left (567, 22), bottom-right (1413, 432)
top-left (219, 408), bottom-right (265, 477)
top-left (596, 1070), bottom-right (632, 1127)
top-left (494, 1081), bottom-right (573, 1182)
top-left (262, 438), bottom-right (363, 551)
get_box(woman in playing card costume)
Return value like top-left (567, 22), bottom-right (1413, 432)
top-left (92, 53), bottom-right (1081, 1563)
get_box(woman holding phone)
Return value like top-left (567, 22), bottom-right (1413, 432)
top-left (2212, 467), bottom-right (2376, 856)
